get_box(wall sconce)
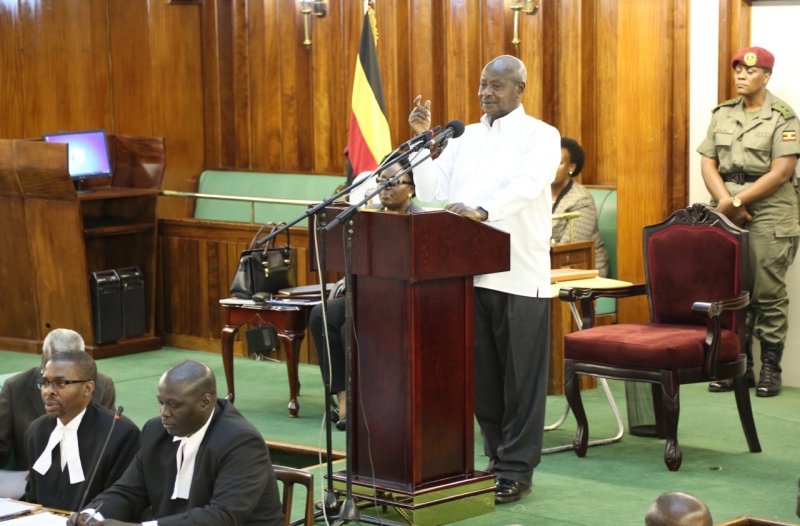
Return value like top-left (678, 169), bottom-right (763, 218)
top-left (509, 0), bottom-right (539, 50)
top-left (299, 0), bottom-right (327, 48)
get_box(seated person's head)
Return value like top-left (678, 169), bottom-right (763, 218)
top-left (157, 360), bottom-right (217, 437)
top-left (645, 492), bottom-right (712, 526)
top-left (41, 328), bottom-right (85, 373)
top-left (40, 350), bottom-right (97, 424)
top-left (553, 137), bottom-right (585, 191)
top-left (376, 153), bottom-right (415, 212)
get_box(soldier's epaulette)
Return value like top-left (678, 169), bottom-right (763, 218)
top-left (712, 98), bottom-right (740, 112)
top-left (772, 102), bottom-right (796, 120)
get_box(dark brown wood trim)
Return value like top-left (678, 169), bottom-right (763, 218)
top-left (670, 0), bottom-right (689, 212)
top-left (718, 0), bottom-right (751, 102)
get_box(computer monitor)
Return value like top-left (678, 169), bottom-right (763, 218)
top-left (42, 130), bottom-right (112, 193)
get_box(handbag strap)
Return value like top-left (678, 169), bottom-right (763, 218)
top-left (249, 222), bottom-right (276, 249)
top-left (251, 222), bottom-right (292, 253)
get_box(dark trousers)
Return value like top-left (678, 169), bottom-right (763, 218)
top-left (309, 297), bottom-right (346, 394)
top-left (473, 287), bottom-right (550, 485)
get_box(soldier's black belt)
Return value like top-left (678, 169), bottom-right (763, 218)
top-left (722, 173), bottom-right (761, 184)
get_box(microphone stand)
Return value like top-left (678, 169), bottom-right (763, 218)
top-left (259, 137), bottom-right (444, 525)
top-left (254, 142), bottom-right (424, 525)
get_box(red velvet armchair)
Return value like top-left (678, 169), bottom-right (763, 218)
top-left (559, 204), bottom-right (761, 471)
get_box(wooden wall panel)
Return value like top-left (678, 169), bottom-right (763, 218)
top-left (719, 0), bottom-right (751, 102)
top-left (594, 0), bottom-right (619, 188)
top-left (147, 2), bottom-right (205, 217)
top-left (555, 0), bottom-right (583, 142)
top-left (310, 0), bottom-right (347, 173)
top-left (0, 3), bottom-right (25, 139)
top-left (18, 0), bottom-right (112, 135)
top-left (107, 2), bottom-right (154, 137)
top-left (518, 2), bottom-right (544, 120)
top-left (615, 0), bottom-right (689, 324)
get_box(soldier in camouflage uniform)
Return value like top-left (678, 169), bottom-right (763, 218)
top-left (697, 46), bottom-right (800, 397)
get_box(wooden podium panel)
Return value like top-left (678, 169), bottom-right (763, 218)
top-left (0, 136), bottom-right (164, 357)
top-left (0, 141), bottom-right (39, 347)
top-left (317, 206), bottom-right (508, 493)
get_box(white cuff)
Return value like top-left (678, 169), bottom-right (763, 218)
top-left (80, 509), bottom-right (104, 523)
top-left (142, 521), bottom-right (159, 526)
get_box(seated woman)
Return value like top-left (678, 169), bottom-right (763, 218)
top-left (309, 153), bottom-right (423, 430)
top-left (551, 137), bottom-right (610, 278)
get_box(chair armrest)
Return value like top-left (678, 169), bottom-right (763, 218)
top-left (558, 284), bottom-right (646, 330)
top-left (691, 291), bottom-right (750, 379)
top-left (274, 465), bottom-right (314, 526)
top-left (691, 291), bottom-right (750, 318)
top-left (558, 284), bottom-right (647, 303)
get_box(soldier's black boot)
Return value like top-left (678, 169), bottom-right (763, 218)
top-left (756, 343), bottom-right (784, 397)
top-left (709, 339), bottom-right (755, 392)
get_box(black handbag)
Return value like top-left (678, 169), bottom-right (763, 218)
top-left (229, 222), bottom-right (297, 299)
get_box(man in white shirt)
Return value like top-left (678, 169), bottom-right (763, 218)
top-left (409, 55), bottom-right (560, 504)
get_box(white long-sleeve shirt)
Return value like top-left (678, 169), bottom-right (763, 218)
top-left (412, 105), bottom-right (560, 297)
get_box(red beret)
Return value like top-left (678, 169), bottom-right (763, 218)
top-left (732, 47), bottom-right (775, 70)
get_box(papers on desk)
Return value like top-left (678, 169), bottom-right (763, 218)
top-left (219, 297), bottom-right (321, 308)
top-left (0, 500), bottom-right (41, 522)
top-left (0, 511), bottom-right (67, 525)
top-left (278, 284), bottom-right (334, 295)
top-left (550, 268), bottom-right (600, 282)
top-left (219, 297), bottom-right (259, 306)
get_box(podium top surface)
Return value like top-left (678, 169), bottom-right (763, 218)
top-left (317, 206), bottom-right (511, 282)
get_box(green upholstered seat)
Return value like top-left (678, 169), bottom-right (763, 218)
top-left (587, 188), bottom-right (618, 316)
top-left (194, 171), bottom-right (347, 226)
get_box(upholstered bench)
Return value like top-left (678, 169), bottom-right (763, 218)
top-left (193, 170), bottom-right (347, 226)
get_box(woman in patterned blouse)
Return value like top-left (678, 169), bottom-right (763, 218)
top-left (551, 137), bottom-right (610, 277)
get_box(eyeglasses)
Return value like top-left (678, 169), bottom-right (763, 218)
top-left (37, 379), bottom-right (90, 390)
top-left (376, 179), bottom-right (414, 188)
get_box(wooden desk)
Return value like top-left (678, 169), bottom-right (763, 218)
top-left (0, 136), bottom-right (164, 358)
top-left (220, 302), bottom-right (314, 417)
top-left (550, 241), bottom-right (596, 395)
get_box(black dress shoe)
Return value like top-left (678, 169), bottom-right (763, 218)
top-left (336, 416), bottom-right (347, 431)
top-left (494, 478), bottom-right (531, 504)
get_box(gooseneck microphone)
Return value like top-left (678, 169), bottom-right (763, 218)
top-left (424, 119), bottom-right (466, 149)
top-left (398, 125), bottom-right (442, 150)
top-left (76, 406), bottom-right (124, 514)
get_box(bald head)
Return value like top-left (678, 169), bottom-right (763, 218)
top-left (162, 360), bottom-right (217, 397)
top-left (645, 492), bottom-right (712, 526)
top-left (42, 329), bottom-right (86, 371)
top-left (484, 55), bottom-right (527, 85)
top-left (479, 56), bottom-right (527, 123)
top-left (157, 360), bottom-right (217, 437)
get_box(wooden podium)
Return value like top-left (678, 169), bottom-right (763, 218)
top-left (0, 136), bottom-right (164, 358)
top-left (314, 206), bottom-right (508, 525)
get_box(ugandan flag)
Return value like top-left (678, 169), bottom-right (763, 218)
top-left (347, 2), bottom-right (392, 175)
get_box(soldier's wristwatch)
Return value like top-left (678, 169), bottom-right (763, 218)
top-left (732, 196), bottom-right (742, 208)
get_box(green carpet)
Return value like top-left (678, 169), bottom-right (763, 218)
top-left (3, 348), bottom-right (799, 525)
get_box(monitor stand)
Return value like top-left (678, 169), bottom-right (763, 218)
top-left (74, 179), bottom-right (96, 195)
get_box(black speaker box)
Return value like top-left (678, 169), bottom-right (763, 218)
top-left (118, 266), bottom-right (146, 339)
top-left (89, 270), bottom-right (123, 344)
top-left (246, 325), bottom-right (279, 355)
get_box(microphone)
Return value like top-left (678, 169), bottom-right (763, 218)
top-left (398, 125), bottom-right (441, 150)
top-left (424, 120), bottom-right (465, 149)
top-left (76, 406), bottom-right (124, 514)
